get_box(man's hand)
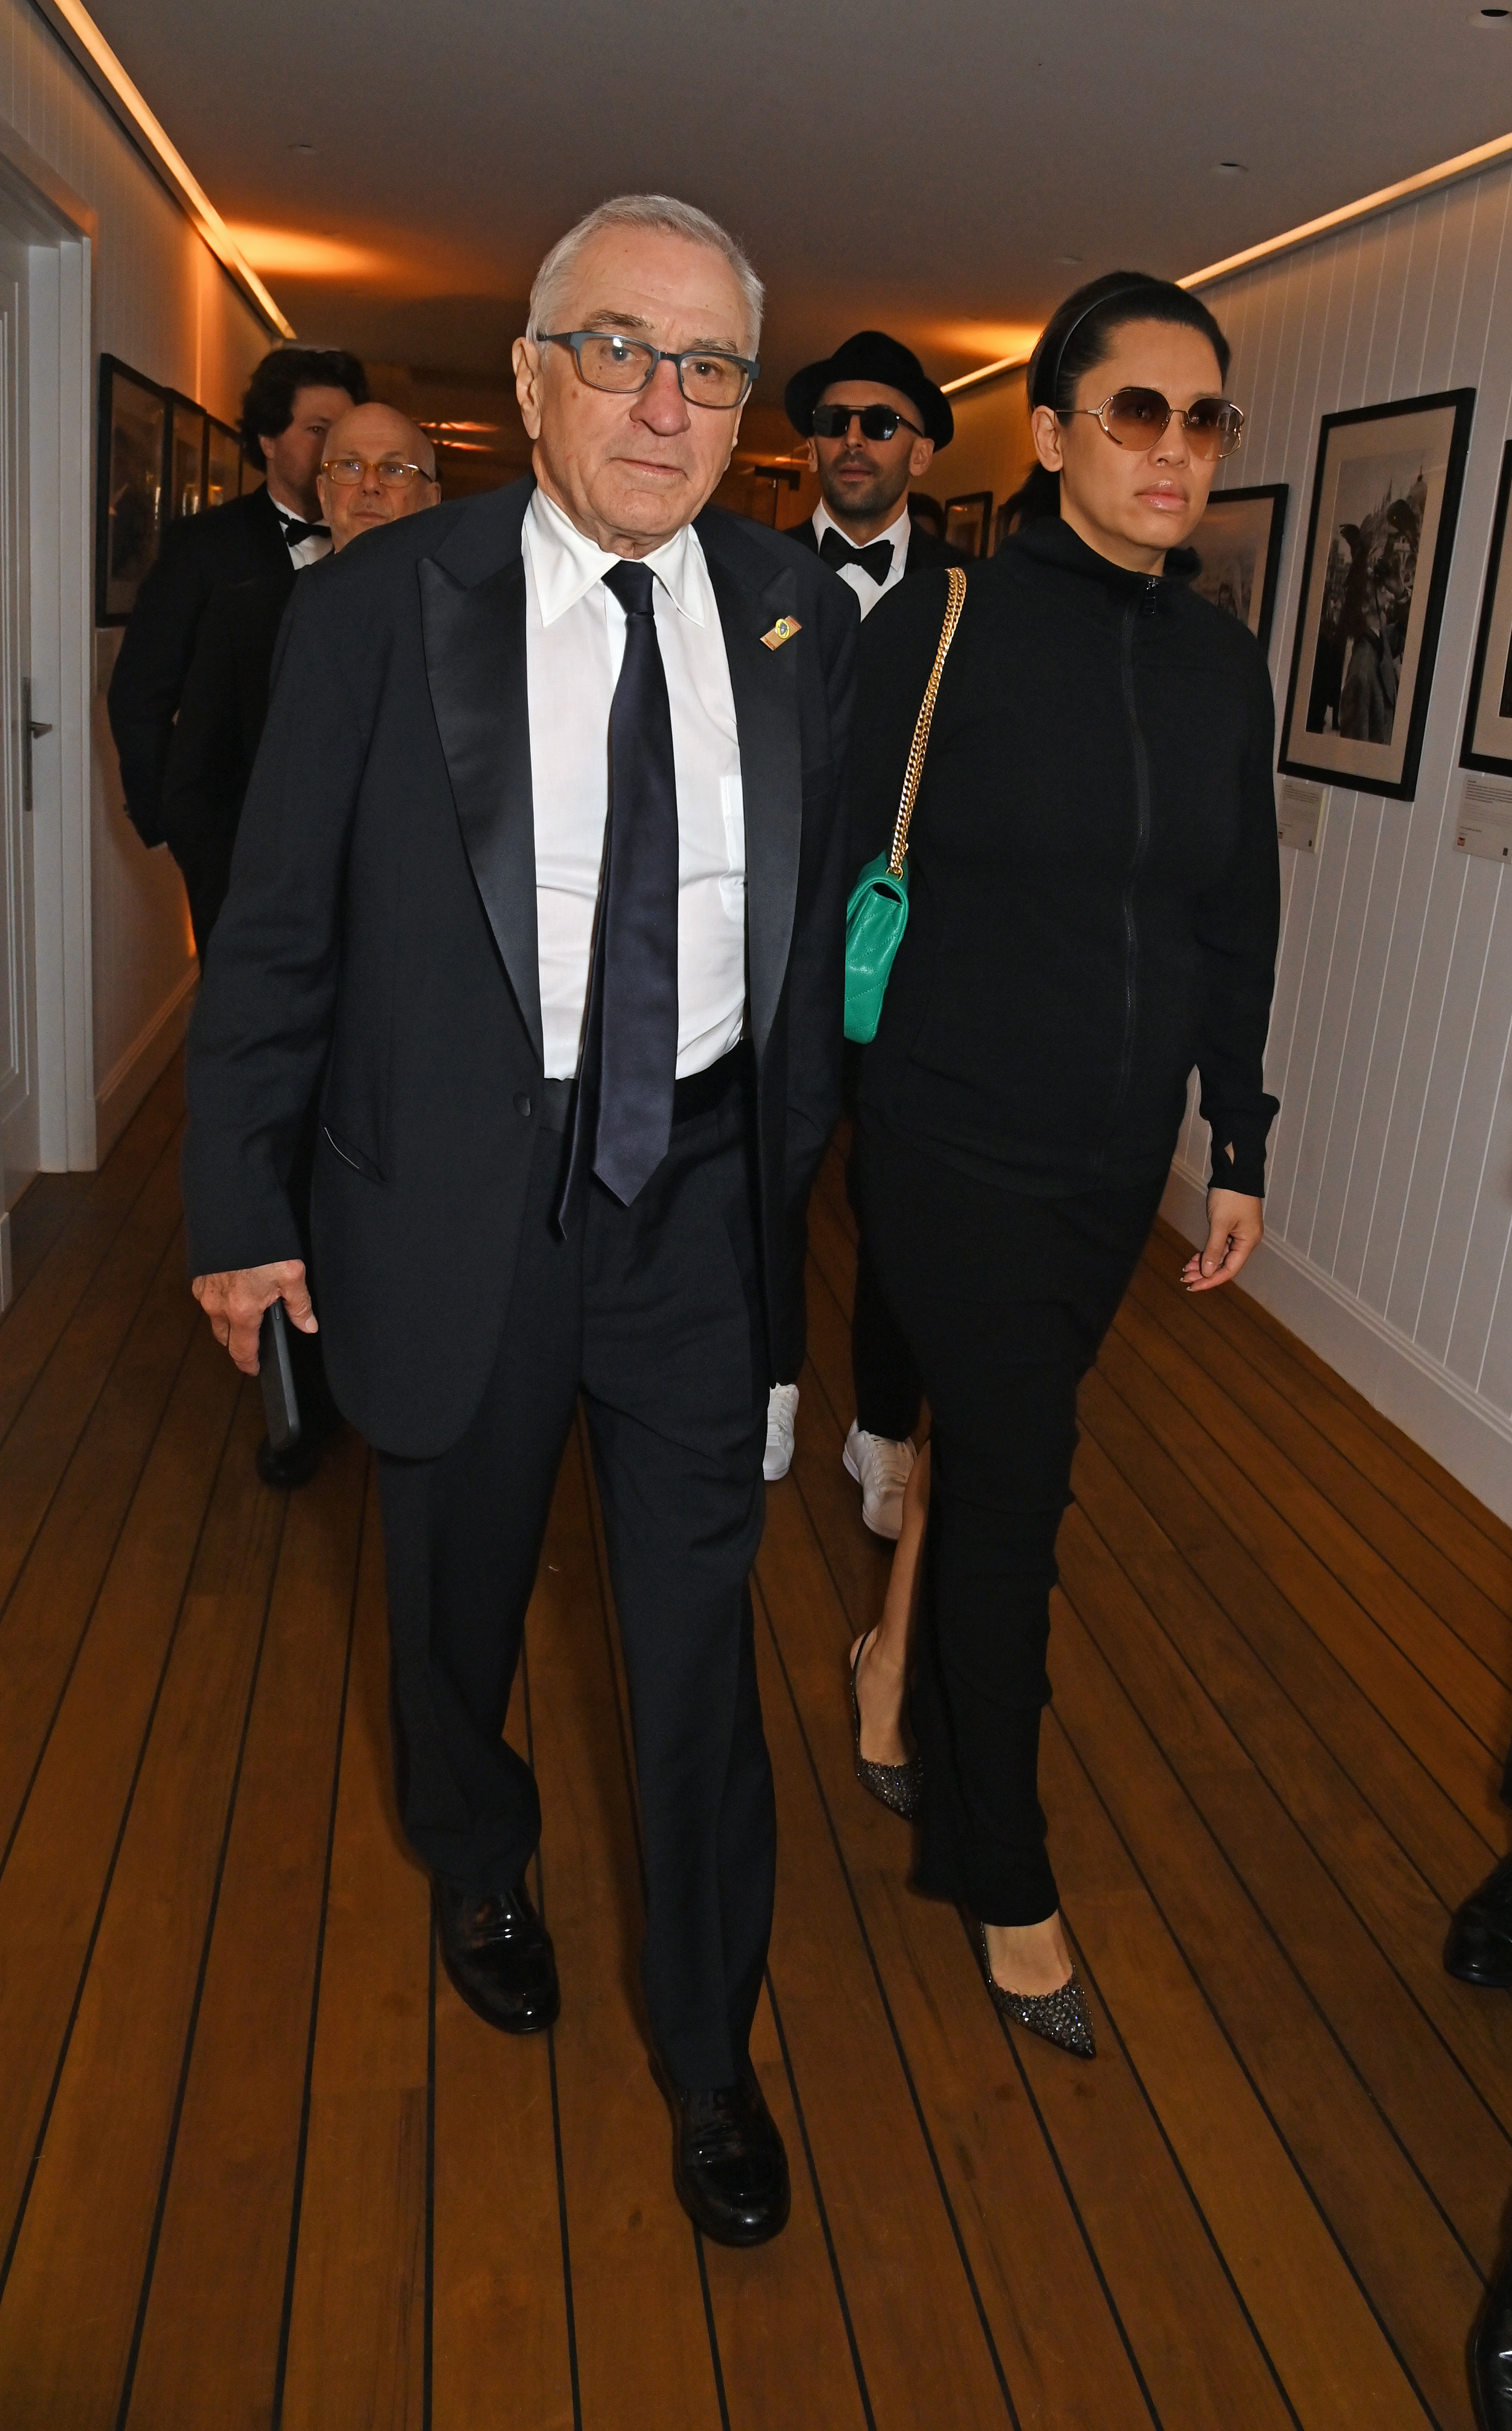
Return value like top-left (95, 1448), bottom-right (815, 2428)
top-left (1180, 1189), bottom-right (1264, 1295)
top-left (192, 1261), bottom-right (316, 1374)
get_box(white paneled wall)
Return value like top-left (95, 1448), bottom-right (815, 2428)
top-left (0, 0), bottom-right (270, 1162)
top-left (1163, 162), bottom-right (1512, 1519)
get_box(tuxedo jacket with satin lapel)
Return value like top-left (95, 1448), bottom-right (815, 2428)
top-left (109, 483), bottom-right (295, 846)
top-left (782, 515), bottom-right (970, 574)
top-left (181, 475), bottom-right (859, 1458)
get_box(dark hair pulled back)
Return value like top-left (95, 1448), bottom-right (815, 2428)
top-left (238, 346), bottom-right (369, 468)
top-left (1001, 270), bottom-right (1231, 532)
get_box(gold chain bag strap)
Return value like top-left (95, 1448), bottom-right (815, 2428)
top-left (844, 565), bottom-right (967, 1043)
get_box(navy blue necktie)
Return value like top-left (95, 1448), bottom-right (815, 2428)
top-left (558, 559), bottom-right (680, 1229)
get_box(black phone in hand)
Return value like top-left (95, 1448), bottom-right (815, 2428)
top-left (258, 1301), bottom-right (302, 1454)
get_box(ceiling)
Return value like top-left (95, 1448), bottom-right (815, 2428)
top-left (95, 0), bottom-right (1512, 421)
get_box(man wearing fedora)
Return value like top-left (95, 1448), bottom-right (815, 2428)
top-left (763, 331), bottom-right (963, 1535)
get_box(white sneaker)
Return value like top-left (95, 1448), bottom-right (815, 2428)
top-left (843, 1422), bottom-right (916, 1540)
top-left (764, 1382), bottom-right (800, 1482)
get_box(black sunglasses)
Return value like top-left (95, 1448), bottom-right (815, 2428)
top-left (811, 403), bottom-right (925, 443)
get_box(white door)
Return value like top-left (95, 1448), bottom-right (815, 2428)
top-left (0, 215), bottom-right (32, 1203)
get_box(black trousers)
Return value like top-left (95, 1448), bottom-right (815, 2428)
top-left (860, 1120), bottom-right (1164, 1924)
top-left (845, 1132), bottom-right (923, 1441)
top-left (376, 1071), bottom-right (774, 2090)
top-left (171, 830), bottom-right (236, 968)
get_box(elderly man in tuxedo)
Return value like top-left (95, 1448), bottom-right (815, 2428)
top-left (182, 194), bottom-right (856, 2249)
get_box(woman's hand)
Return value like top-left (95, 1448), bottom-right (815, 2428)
top-left (1181, 1188), bottom-right (1263, 1293)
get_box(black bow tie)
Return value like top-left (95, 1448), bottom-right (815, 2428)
top-left (279, 514), bottom-right (330, 545)
top-left (819, 528), bottom-right (894, 585)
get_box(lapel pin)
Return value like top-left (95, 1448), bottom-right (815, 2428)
top-left (760, 615), bottom-right (801, 651)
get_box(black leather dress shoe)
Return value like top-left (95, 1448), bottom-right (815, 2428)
top-left (1474, 2242), bottom-right (1512, 2430)
top-left (1446, 1853), bottom-right (1512, 1989)
top-left (433, 1877), bottom-right (560, 2035)
top-left (654, 2057), bottom-right (790, 2247)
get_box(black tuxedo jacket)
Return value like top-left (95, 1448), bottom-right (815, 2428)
top-left (783, 515), bottom-right (970, 574)
top-left (108, 485), bottom-right (293, 846)
top-left (182, 476), bottom-right (859, 1458)
top-left (158, 573), bottom-right (289, 951)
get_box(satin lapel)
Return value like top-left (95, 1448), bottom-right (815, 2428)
top-left (419, 550), bottom-right (543, 1064)
top-left (705, 540), bottom-right (802, 1060)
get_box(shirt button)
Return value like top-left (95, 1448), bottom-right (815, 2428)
top-left (514, 1093), bottom-right (532, 1118)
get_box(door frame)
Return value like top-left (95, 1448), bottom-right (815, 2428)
top-left (0, 125), bottom-right (94, 1191)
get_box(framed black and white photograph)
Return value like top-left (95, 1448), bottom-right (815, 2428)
top-left (944, 490), bottom-right (992, 559)
top-left (166, 395), bottom-right (206, 520)
top-left (1460, 439), bottom-right (1512, 779)
top-left (205, 416), bottom-right (242, 511)
top-left (1280, 388), bottom-right (1475, 801)
top-left (97, 357), bottom-right (168, 625)
top-left (1190, 481), bottom-right (1287, 652)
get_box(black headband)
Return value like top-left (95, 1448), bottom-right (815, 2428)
top-left (1039, 280), bottom-right (1168, 410)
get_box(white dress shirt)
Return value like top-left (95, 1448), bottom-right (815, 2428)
top-left (523, 487), bottom-right (746, 1082)
top-left (268, 487), bottom-right (334, 569)
top-left (811, 498), bottom-right (912, 618)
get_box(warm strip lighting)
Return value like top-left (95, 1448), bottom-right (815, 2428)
top-left (34, 0), bottom-right (294, 337)
top-left (935, 321), bottom-right (1042, 379)
top-left (1178, 125), bottom-right (1512, 290)
top-left (943, 123), bottom-right (1512, 393)
top-left (943, 350), bottom-right (1036, 395)
top-left (228, 223), bottom-right (381, 280)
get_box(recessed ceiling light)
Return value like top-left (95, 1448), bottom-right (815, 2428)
top-left (1214, 159), bottom-right (1248, 175)
top-left (1469, 5), bottom-right (1508, 19)
top-left (289, 141), bottom-right (316, 154)
top-left (1057, 252), bottom-right (1083, 264)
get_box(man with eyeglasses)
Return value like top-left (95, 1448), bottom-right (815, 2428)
top-left (760, 332), bottom-right (964, 1531)
top-left (181, 195), bottom-right (856, 2251)
top-left (162, 403), bottom-right (439, 1490)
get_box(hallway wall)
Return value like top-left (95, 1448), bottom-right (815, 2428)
top-left (0, 0), bottom-right (273, 1167)
top-left (1161, 159), bottom-right (1512, 1521)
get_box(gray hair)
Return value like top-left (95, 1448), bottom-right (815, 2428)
top-left (526, 194), bottom-right (764, 355)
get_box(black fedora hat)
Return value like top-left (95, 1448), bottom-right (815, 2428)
top-left (784, 330), bottom-right (953, 449)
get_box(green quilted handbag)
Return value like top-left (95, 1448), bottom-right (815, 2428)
top-left (844, 565), bottom-right (967, 1044)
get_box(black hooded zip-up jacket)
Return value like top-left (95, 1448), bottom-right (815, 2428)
top-left (849, 514), bottom-right (1281, 1198)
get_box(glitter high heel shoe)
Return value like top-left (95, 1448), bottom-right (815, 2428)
top-left (848, 1630), bottom-right (923, 1820)
top-left (979, 1926), bottom-right (1096, 2058)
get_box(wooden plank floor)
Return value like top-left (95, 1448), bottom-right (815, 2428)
top-left (1, 1055), bottom-right (1509, 2429)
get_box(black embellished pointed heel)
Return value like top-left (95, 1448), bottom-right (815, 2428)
top-left (979, 1925), bottom-right (1095, 2058)
top-left (848, 1629), bottom-right (923, 1820)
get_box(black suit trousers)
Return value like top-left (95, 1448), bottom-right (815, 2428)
top-left (376, 1078), bottom-right (775, 2090)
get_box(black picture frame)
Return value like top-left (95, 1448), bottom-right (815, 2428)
top-left (1279, 388), bottom-right (1475, 802)
top-left (96, 355), bottom-right (168, 625)
top-left (205, 416), bottom-right (242, 511)
top-left (1460, 440), bottom-right (1512, 779)
top-left (165, 393), bottom-right (207, 522)
top-left (944, 490), bottom-right (992, 560)
top-left (1190, 481), bottom-right (1288, 654)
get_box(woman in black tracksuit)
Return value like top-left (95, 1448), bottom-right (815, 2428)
top-left (846, 272), bottom-right (1281, 2054)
